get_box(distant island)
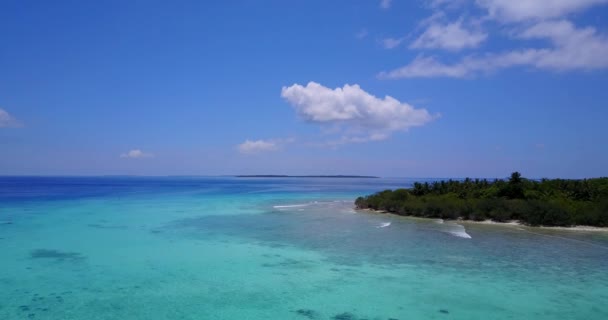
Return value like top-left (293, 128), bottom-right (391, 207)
top-left (236, 175), bottom-right (379, 178)
top-left (355, 172), bottom-right (608, 227)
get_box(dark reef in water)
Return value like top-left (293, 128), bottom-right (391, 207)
top-left (87, 223), bottom-right (128, 230)
top-left (333, 312), bottom-right (357, 320)
top-left (295, 309), bottom-right (402, 320)
top-left (29, 249), bottom-right (86, 262)
top-left (294, 309), bottom-right (319, 319)
top-left (18, 290), bottom-right (74, 316)
top-left (261, 258), bottom-right (315, 269)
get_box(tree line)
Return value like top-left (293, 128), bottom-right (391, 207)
top-left (355, 172), bottom-right (608, 227)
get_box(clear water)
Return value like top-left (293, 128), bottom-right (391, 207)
top-left (1, 177), bottom-right (607, 320)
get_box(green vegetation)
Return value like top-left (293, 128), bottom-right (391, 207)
top-left (355, 172), bottom-right (608, 227)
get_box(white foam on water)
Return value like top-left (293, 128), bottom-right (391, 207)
top-left (377, 222), bottom-right (392, 228)
top-left (446, 223), bottom-right (472, 239)
top-left (273, 200), bottom-right (355, 214)
top-left (428, 219), bottom-right (471, 238)
top-left (272, 204), bottom-right (311, 208)
top-left (449, 230), bottom-right (472, 239)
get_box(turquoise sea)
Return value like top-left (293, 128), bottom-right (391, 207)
top-left (1, 177), bottom-right (607, 320)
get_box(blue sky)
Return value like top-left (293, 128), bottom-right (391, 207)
top-left (1, 0), bottom-right (607, 178)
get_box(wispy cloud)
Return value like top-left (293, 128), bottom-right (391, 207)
top-left (355, 29), bottom-right (369, 39)
top-left (321, 133), bottom-right (390, 147)
top-left (379, 55), bottom-right (471, 79)
top-left (380, 20), bottom-right (608, 78)
top-left (120, 149), bottom-right (154, 159)
top-left (0, 108), bottom-right (22, 128)
top-left (381, 37), bottom-right (405, 49)
top-left (237, 139), bottom-right (277, 154)
top-left (237, 138), bottom-right (294, 154)
top-left (410, 19), bottom-right (487, 51)
top-left (381, 0), bottom-right (608, 79)
top-left (380, 0), bottom-right (392, 9)
top-left (427, 0), bottom-right (467, 10)
top-left (281, 82), bottom-right (437, 144)
top-left (477, 0), bottom-right (608, 22)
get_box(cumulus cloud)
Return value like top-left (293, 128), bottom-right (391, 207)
top-left (120, 149), bottom-right (153, 159)
top-left (281, 82), bottom-right (436, 143)
top-left (410, 19), bottom-right (487, 51)
top-left (380, 0), bottom-right (392, 9)
top-left (381, 19), bottom-right (608, 78)
top-left (0, 108), bottom-right (22, 128)
top-left (476, 0), bottom-right (608, 22)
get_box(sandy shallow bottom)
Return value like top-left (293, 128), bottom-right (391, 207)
top-left (1, 177), bottom-right (607, 320)
top-left (362, 208), bottom-right (608, 232)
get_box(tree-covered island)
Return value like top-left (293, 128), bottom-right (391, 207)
top-left (355, 173), bottom-right (608, 227)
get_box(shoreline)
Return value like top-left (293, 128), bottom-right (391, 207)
top-left (357, 208), bottom-right (608, 232)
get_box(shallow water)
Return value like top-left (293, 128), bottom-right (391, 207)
top-left (1, 177), bottom-right (607, 319)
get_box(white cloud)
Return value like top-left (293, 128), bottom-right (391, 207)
top-left (0, 108), bottom-right (22, 128)
top-left (120, 149), bottom-right (154, 159)
top-left (237, 139), bottom-right (279, 154)
top-left (382, 37), bottom-right (405, 49)
top-left (321, 133), bottom-right (391, 147)
top-left (428, 0), bottom-right (467, 9)
top-left (410, 19), bottom-right (487, 51)
top-left (380, 0), bottom-right (393, 9)
top-left (379, 55), bottom-right (472, 78)
top-left (380, 52), bottom-right (549, 78)
top-left (381, 20), bottom-right (608, 78)
top-left (381, 0), bottom-right (608, 78)
top-left (476, 0), bottom-right (608, 22)
top-left (517, 20), bottom-right (608, 70)
top-left (281, 82), bottom-right (436, 143)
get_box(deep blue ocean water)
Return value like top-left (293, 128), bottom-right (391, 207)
top-left (1, 177), bottom-right (607, 319)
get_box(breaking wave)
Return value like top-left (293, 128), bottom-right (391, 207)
top-left (272, 204), bottom-right (311, 209)
top-left (445, 223), bottom-right (472, 239)
top-left (429, 219), bottom-right (471, 238)
top-left (377, 222), bottom-right (391, 228)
